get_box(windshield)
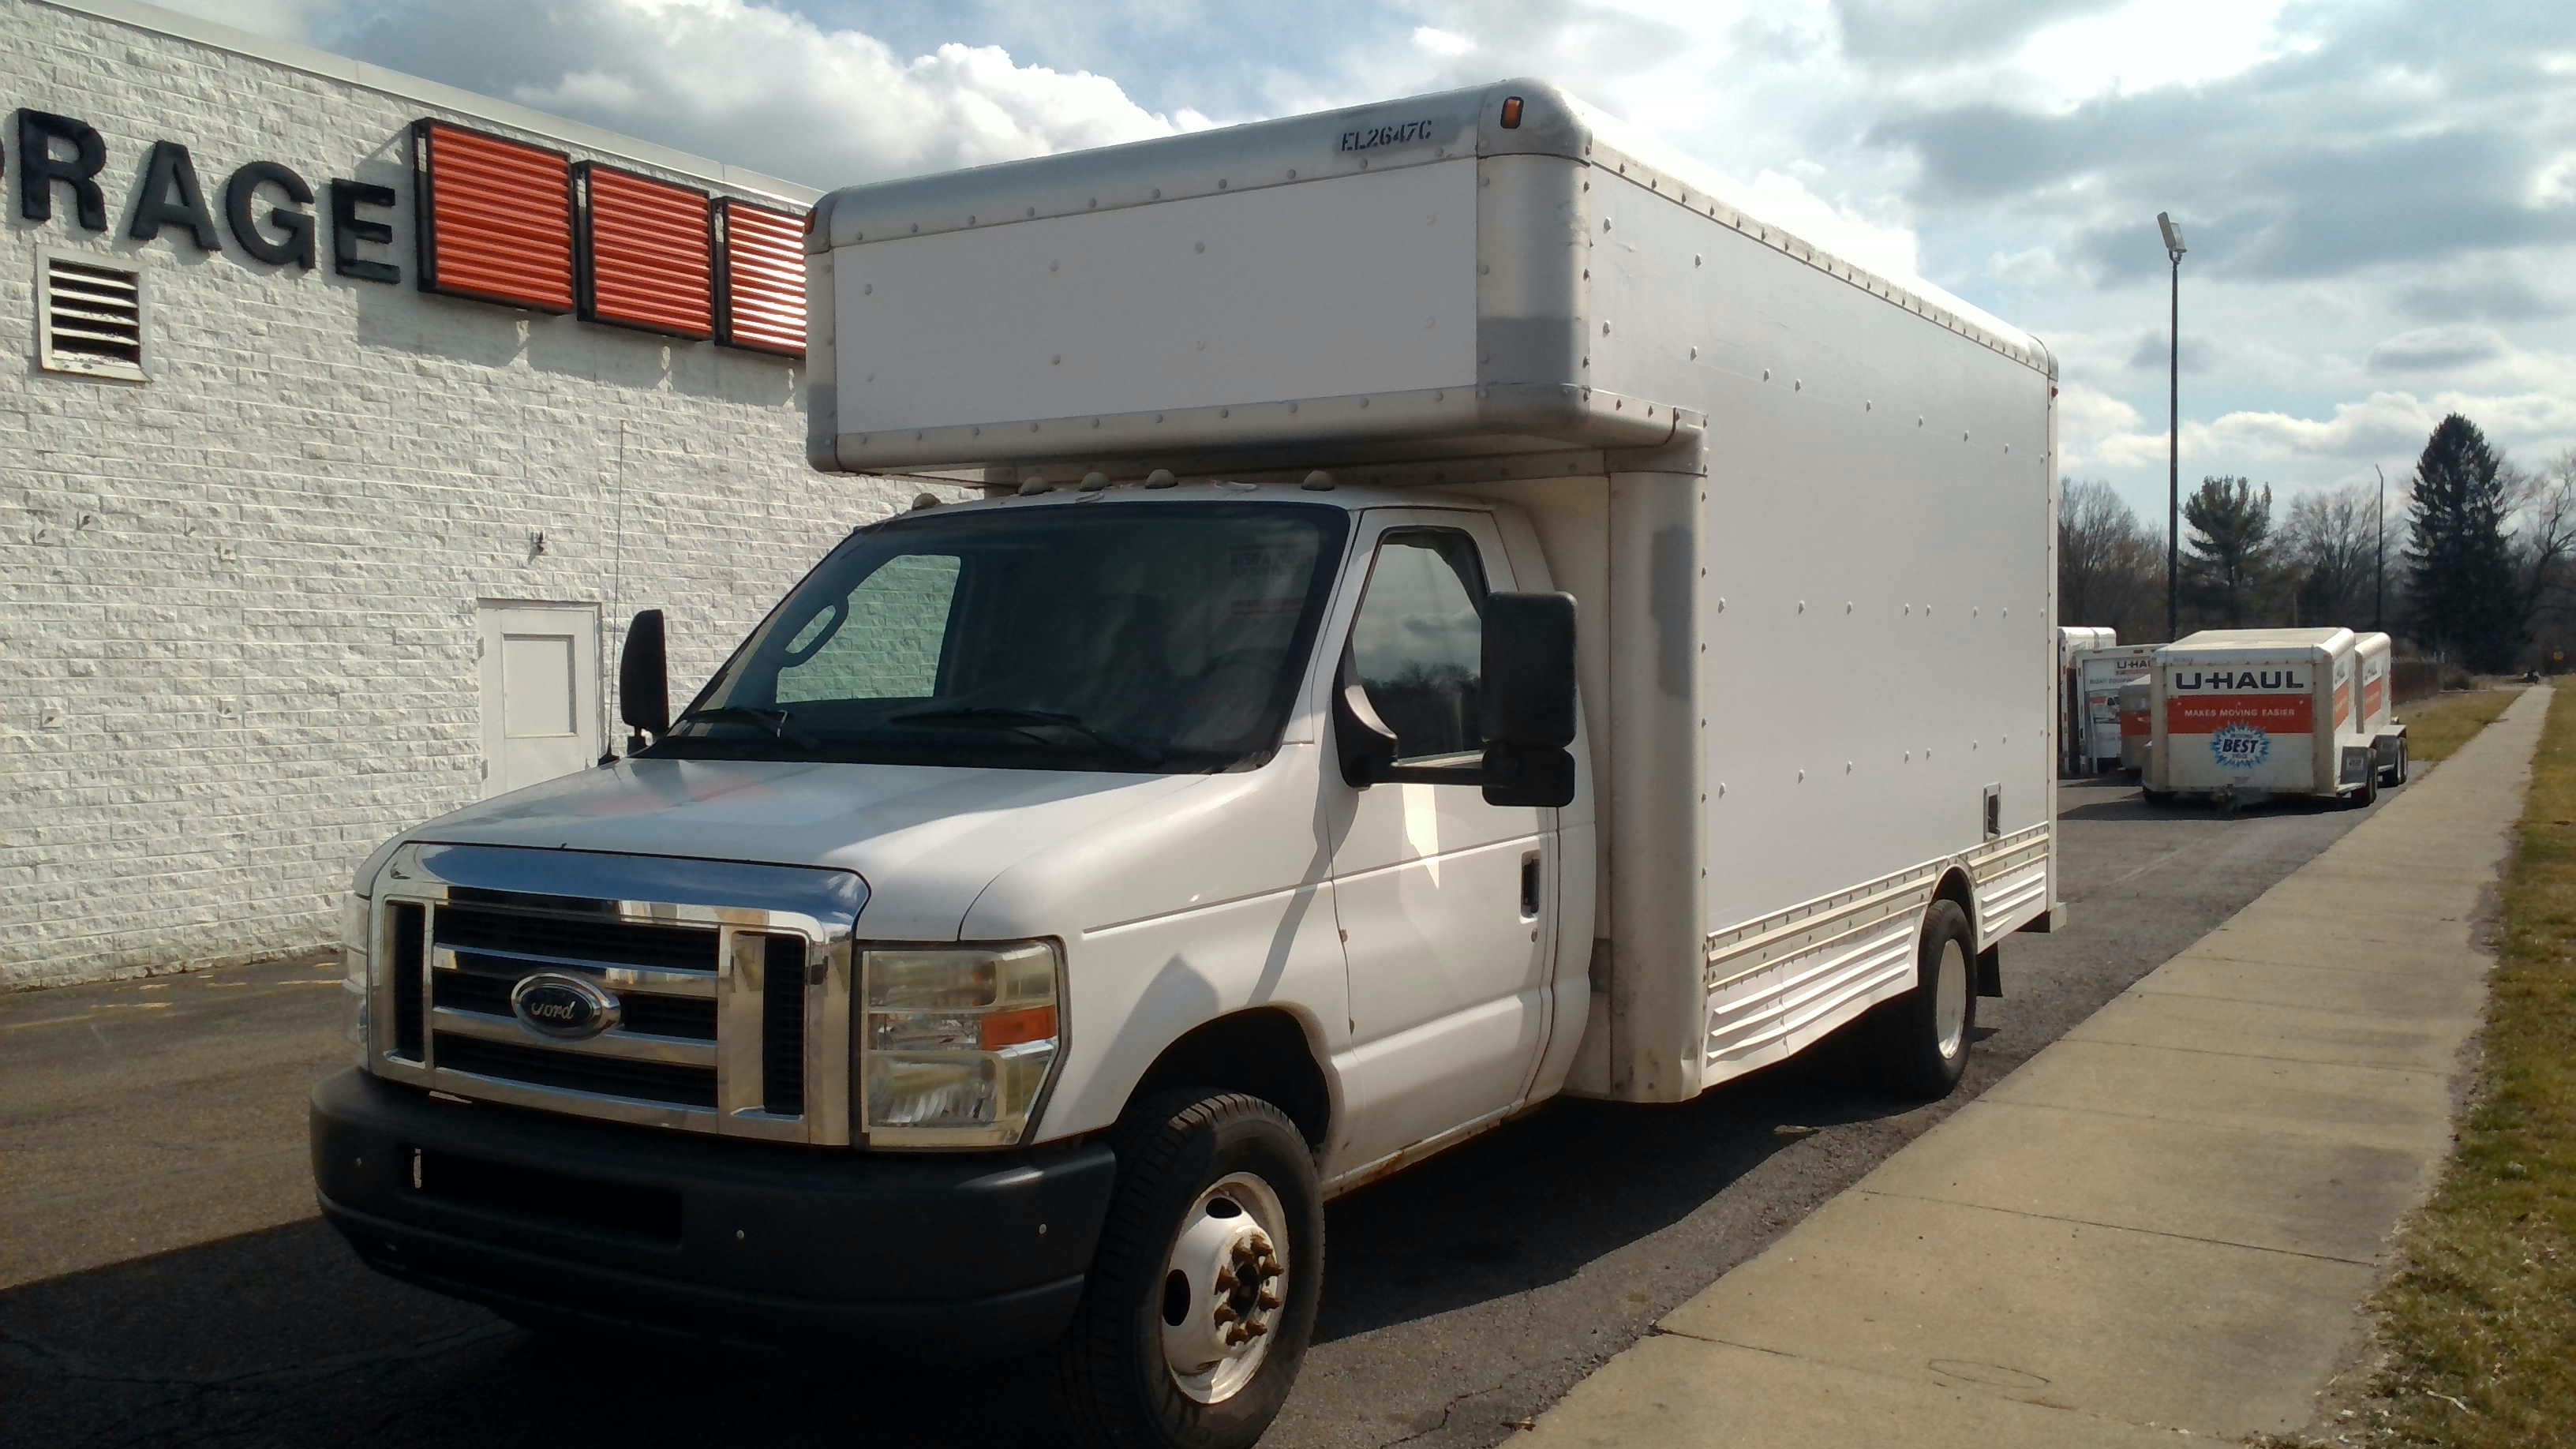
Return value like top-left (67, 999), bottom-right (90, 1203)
top-left (649, 500), bottom-right (1350, 773)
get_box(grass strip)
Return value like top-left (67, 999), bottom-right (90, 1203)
top-left (2359, 685), bottom-right (2575, 1446)
top-left (2401, 689), bottom-right (2525, 766)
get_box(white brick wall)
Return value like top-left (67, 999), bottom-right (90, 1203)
top-left (1, 1), bottom-right (939, 988)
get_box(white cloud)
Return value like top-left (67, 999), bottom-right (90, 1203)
top-left (2087, 388), bottom-right (2576, 474)
top-left (2012, 0), bottom-right (2308, 106)
top-left (2055, 380), bottom-right (2144, 470)
top-left (1410, 25), bottom-right (1476, 59)
top-left (449, 0), bottom-right (1204, 186)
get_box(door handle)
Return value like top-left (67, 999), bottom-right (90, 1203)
top-left (1520, 852), bottom-right (1542, 919)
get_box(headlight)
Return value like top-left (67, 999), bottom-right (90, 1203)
top-left (859, 942), bottom-right (1061, 1147)
top-left (341, 893), bottom-right (372, 1064)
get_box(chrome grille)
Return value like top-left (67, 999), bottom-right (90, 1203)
top-left (366, 843), bottom-right (862, 1145)
top-left (429, 900), bottom-right (724, 1112)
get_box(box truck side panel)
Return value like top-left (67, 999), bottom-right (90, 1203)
top-left (1585, 168), bottom-right (2054, 1090)
top-left (825, 159), bottom-right (1482, 444)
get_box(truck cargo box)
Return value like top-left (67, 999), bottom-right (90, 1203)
top-left (805, 80), bottom-right (2060, 1106)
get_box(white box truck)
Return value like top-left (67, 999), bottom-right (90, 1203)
top-left (2057, 626), bottom-right (2116, 773)
top-left (2076, 642), bottom-right (2162, 772)
top-left (313, 80), bottom-right (2059, 1449)
top-left (2142, 627), bottom-right (2406, 807)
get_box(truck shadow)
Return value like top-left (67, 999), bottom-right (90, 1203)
top-left (0, 1046), bottom-right (1923, 1447)
top-left (2057, 782), bottom-right (2385, 824)
top-left (1312, 1044), bottom-right (1908, 1342)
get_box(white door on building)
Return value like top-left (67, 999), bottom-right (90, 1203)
top-left (477, 603), bottom-right (601, 798)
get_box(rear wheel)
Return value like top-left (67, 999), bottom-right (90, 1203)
top-left (2383, 739), bottom-right (2408, 787)
top-left (2349, 763), bottom-right (2379, 810)
top-left (1048, 1091), bottom-right (1323, 1449)
top-left (1871, 900), bottom-right (1976, 1099)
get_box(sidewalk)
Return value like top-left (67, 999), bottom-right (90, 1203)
top-left (1523, 688), bottom-right (2552, 1449)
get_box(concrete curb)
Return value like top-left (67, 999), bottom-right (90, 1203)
top-left (1519, 688), bottom-right (2552, 1448)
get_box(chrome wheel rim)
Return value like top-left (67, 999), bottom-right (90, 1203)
top-left (1159, 1172), bottom-right (1290, 1406)
top-left (1934, 939), bottom-right (1970, 1060)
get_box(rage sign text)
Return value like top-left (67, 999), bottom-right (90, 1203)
top-left (10, 109), bottom-right (403, 282)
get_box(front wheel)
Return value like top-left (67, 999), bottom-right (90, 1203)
top-left (2383, 739), bottom-right (2408, 788)
top-left (1870, 900), bottom-right (1976, 1099)
top-left (1047, 1091), bottom-right (1324, 1449)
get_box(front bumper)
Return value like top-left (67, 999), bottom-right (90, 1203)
top-left (310, 1069), bottom-right (1117, 1358)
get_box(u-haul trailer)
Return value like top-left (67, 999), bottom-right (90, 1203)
top-left (2117, 675), bottom-right (2155, 771)
top-left (2142, 627), bottom-right (2406, 807)
top-left (313, 80), bottom-right (2058, 1449)
top-left (2077, 642), bottom-right (2162, 772)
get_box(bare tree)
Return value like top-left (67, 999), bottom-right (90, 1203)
top-left (2517, 447), bottom-right (2576, 669)
top-left (2514, 447), bottom-right (2576, 613)
top-left (2058, 478), bottom-right (2163, 641)
top-left (2279, 483), bottom-right (2382, 628)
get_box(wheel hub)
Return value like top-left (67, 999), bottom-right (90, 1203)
top-left (1934, 939), bottom-right (1969, 1060)
top-left (1160, 1174), bottom-right (1289, 1405)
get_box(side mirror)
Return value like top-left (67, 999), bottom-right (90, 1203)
top-left (619, 609), bottom-right (670, 749)
top-left (1331, 646), bottom-right (1401, 788)
top-left (1480, 592), bottom-right (1578, 808)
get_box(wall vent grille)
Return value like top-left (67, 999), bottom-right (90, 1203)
top-left (37, 249), bottom-right (146, 381)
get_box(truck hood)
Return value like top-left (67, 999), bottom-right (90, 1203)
top-left (388, 758), bottom-right (1210, 940)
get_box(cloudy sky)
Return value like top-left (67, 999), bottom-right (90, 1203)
top-left (168, 0), bottom-right (2576, 523)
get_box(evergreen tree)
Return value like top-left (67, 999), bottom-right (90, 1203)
top-left (2181, 475), bottom-right (2278, 627)
top-left (2404, 414), bottom-right (2522, 671)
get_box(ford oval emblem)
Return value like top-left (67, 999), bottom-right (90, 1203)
top-left (510, 972), bottom-right (621, 1040)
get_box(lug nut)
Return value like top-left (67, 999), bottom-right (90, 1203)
top-left (1245, 1321), bottom-right (1268, 1339)
top-left (1257, 1290), bottom-right (1281, 1310)
top-left (1213, 1305), bottom-right (1238, 1324)
top-left (1215, 1269), bottom-right (1237, 1292)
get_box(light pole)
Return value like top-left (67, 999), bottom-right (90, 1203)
top-left (2374, 463), bottom-right (2387, 633)
top-left (2159, 212), bottom-right (2187, 642)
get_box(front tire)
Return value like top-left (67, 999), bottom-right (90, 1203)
top-left (1871, 900), bottom-right (1976, 1099)
top-left (2383, 739), bottom-right (2407, 787)
top-left (1048, 1091), bottom-right (1324, 1449)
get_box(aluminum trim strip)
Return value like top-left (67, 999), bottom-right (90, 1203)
top-left (428, 1005), bottom-right (720, 1067)
top-left (429, 945), bottom-right (720, 997)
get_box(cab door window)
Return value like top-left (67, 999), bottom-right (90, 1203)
top-left (1348, 528), bottom-right (1488, 762)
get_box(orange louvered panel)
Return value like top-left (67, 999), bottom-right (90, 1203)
top-left (717, 199), bottom-right (806, 358)
top-left (414, 120), bottom-right (575, 313)
top-left (578, 164), bottom-right (714, 339)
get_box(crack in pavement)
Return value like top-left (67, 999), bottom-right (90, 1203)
top-left (1373, 1372), bottom-right (1521, 1449)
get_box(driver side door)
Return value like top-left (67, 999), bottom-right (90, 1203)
top-left (1327, 509), bottom-right (1556, 1175)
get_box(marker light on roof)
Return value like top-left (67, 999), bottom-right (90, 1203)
top-left (1500, 96), bottom-right (1524, 129)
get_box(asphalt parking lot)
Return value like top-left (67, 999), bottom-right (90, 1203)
top-left (0, 774), bottom-right (2402, 1449)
